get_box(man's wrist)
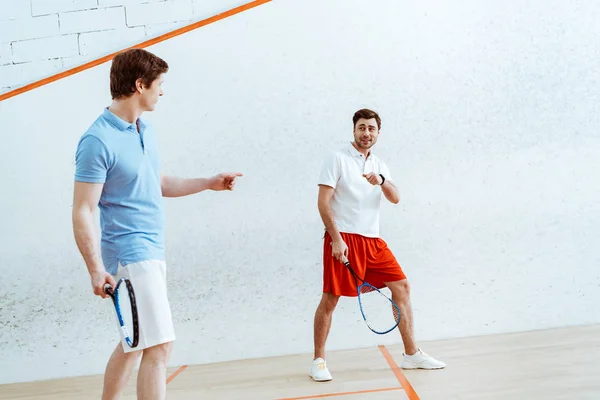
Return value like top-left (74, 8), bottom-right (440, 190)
top-left (88, 263), bottom-right (106, 274)
top-left (207, 176), bottom-right (219, 190)
top-left (379, 174), bottom-right (385, 186)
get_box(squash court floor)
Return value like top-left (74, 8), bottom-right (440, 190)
top-left (2, 324), bottom-right (599, 400)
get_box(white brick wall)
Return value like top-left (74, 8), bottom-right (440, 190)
top-left (0, 15), bottom-right (60, 42)
top-left (12, 35), bottom-right (79, 63)
top-left (0, 0), bottom-right (30, 21)
top-left (99, 0), bottom-right (150, 6)
top-left (126, 0), bottom-right (193, 27)
top-left (0, 42), bottom-right (11, 65)
top-left (78, 26), bottom-right (146, 56)
top-left (192, 0), bottom-right (248, 17)
top-left (0, 59), bottom-right (63, 88)
top-left (31, 0), bottom-right (98, 16)
top-left (60, 7), bottom-right (126, 34)
top-left (0, 0), bottom-right (249, 94)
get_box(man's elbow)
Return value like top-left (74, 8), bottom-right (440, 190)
top-left (72, 204), bottom-right (90, 220)
top-left (71, 206), bottom-right (90, 233)
top-left (389, 193), bottom-right (400, 204)
top-left (160, 176), bottom-right (178, 197)
top-left (317, 196), bottom-right (333, 210)
top-left (317, 199), bottom-right (325, 212)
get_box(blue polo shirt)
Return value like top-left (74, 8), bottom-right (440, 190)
top-left (74, 107), bottom-right (165, 275)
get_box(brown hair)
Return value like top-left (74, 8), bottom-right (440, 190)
top-left (353, 108), bottom-right (381, 130)
top-left (109, 49), bottom-right (169, 99)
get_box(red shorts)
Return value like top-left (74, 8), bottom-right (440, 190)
top-left (322, 231), bottom-right (407, 297)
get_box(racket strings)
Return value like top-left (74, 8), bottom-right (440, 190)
top-left (359, 285), bottom-right (375, 295)
top-left (358, 284), bottom-right (401, 334)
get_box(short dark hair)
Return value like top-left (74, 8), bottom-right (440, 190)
top-left (353, 108), bottom-right (381, 130)
top-left (109, 48), bottom-right (169, 99)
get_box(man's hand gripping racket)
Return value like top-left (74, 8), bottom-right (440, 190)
top-left (104, 278), bottom-right (140, 348)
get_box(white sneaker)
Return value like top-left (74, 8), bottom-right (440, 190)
top-left (401, 349), bottom-right (446, 370)
top-left (310, 358), bottom-right (332, 381)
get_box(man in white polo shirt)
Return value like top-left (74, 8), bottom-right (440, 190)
top-left (310, 108), bottom-right (445, 382)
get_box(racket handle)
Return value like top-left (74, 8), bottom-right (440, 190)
top-left (104, 283), bottom-right (114, 295)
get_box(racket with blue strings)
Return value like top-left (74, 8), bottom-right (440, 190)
top-left (104, 277), bottom-right (139, 348)
top-left (342, 255), bottom-right (401, 334)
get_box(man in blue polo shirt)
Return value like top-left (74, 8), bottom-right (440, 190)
top-left (72, 48), bottom-right (242, 399)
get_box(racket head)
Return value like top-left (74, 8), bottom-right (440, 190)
top-left (356, 281), bottom-right (401, 335)
top-left (110, 278), bottom-right (139, 348)
top-left (342, 257), bottom-right (401, 335)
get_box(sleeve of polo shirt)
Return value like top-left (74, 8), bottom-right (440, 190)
top-left (74, 135), bottom-right (111, 183)
top-left (317, 151), bottom-right (341, 189)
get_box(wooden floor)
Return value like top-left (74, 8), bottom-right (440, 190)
top-left (2, 325), bottom-right (599, 399)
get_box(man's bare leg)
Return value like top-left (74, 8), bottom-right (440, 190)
top-left (102, 342), bottom-right (142, 400)
top-left (313, 292), bottom-right (340, 360)
top-left (311, 293), bottom-right (339, 381)
top-left (385, 279), bottom-right (446, 369)
top-left (385, 279), bottom-right (418, 355)
top-left (137, 342), bottom-right (173, 400)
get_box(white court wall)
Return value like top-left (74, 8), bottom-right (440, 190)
top-left (1, 0), bottom-right (600, 385)
top-left (0, 0), bottom-right (249, 91)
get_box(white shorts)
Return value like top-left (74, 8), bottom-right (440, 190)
top-left (112, 259), bottom-right (176, 353)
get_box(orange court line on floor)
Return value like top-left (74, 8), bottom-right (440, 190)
top-left (0, 0), bottom-right (271, 102)
top-left (378, 345), bottom-right (420, 400)
top-left (276, 344), bottom-right (420, 400)
top-left (146, 346), bottom-right (418, 397)
top-left (166, 365), bottom-right (188, 384)
top-left (276, 386), bottom-right (403, 400)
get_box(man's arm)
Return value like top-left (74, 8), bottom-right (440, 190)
top-left (318, 184), bottom-right (347, 261)
top-left (381, 179), bottom-right (400, 204)
top-left (72, 181), bottom-right (115, 298)
top-left (161, 172), bottom-right (243, 197)
top-left (363, 173), bottom-right (400, 204)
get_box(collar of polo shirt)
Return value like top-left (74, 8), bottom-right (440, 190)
top-left (345, 142), bottom-right (373, 159)
top-left (102, 107), bottom-right (147, 134)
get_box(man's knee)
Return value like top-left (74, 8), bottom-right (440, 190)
top-left (318, 292), bottom-right (340, 314)
top-left (387, 279), bottom-right (410, 298)
top-left (125, 349), bottom-right (143, 362)
top-left (142, 341), bottom-right (173, 364)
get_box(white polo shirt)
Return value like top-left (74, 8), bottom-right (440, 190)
top-left (317, 143), bottom-right (392, 238)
